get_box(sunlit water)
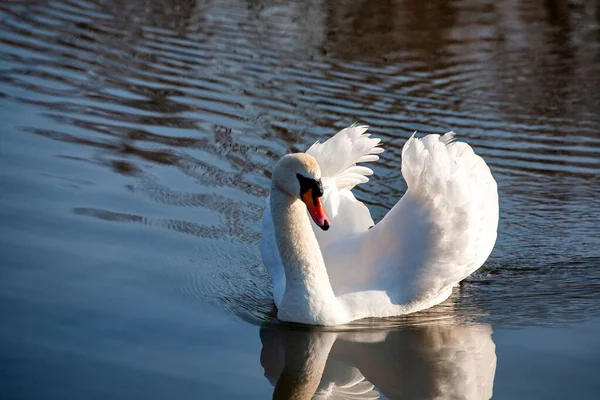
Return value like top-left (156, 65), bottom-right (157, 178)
top-left (1, 0), bottom-right (599, 398)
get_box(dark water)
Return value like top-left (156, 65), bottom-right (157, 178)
top-left (1, 0), bottom-right (600, 398)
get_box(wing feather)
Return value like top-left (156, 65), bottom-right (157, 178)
top-left (306, 124), bottom-right (384, 190)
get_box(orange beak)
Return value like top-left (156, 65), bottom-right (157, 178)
top-left (301, 189), bottom-right (331, 231)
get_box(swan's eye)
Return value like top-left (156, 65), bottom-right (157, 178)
top-left (297, 174), bottom-right (323, 199)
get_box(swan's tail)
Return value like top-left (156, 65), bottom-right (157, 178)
top-left (399, 133), bottom-right (499, 296)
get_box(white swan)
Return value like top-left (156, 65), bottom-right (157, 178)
top-left (261, 125), bottom-right (499, 325)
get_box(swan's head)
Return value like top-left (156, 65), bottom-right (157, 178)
top-left (272, 153), bottom-right (331, 231)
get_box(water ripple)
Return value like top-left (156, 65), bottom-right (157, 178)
top-left (1, 0), bottom-right (599, 327)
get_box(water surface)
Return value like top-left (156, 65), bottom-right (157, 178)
top-left (1, 0), bottom-right (600, 398)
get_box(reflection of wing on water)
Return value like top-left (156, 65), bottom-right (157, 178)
top-left (260, 319), bottom-right (496, 400)
top-left (314, 361), bottom-right (379, 400)
top-left (332, 324), bottom-right (496, 400)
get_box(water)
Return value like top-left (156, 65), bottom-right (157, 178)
top-left (1, 0), bottom-right (599, 398)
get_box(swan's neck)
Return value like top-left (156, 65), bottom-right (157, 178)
top-left (270, 187), bottom-right (343, 325)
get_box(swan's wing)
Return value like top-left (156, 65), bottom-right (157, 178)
top-left (306, 124), bottom-right (384, 191)
top-left (391, 133), bottom-right (499, 299)
top-left (326, 133), bottom-right (498, 311)
top-left (306, 124), bottom-right (384, 249)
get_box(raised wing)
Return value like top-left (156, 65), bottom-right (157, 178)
top-left (306, 124), bottom-right (384, 190)
top-left (325, 133), bottom-right (498, 310)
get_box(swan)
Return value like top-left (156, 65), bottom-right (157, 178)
top-left (261, 124), bottom-right (498, 325)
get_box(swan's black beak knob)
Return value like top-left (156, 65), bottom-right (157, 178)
top-left (297, 174), bottom-right (331, 231)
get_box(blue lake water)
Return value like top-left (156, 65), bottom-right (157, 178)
top-left (1, 0), bottom-right (599, 398)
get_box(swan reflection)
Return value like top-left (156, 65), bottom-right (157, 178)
top-left (260, 319), bottom-right (496, 399)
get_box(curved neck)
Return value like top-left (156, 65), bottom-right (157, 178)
top-left (270, 187), bottom-right (342, 325)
